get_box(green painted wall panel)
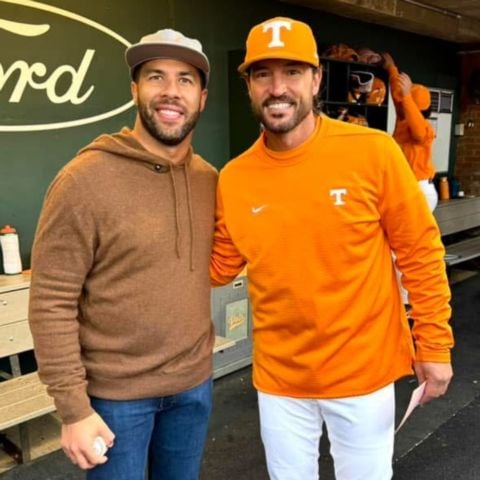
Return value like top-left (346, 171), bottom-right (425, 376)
top-left (0, 0), bottom-right (459, 269)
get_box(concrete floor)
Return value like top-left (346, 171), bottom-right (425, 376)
top-left (1, 270), bottom-right (479, 480)
top-left (202, 269), bottom-right (480, 479)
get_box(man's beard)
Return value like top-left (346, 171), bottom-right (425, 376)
top-left (251, 95), bottom-right (312, 134)
top-left (138, 99), bottom-right (201, 146)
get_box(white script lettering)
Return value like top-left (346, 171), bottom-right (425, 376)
top-left (0, 49), bottom-right (95, 104)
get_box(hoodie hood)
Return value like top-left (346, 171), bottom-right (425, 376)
top-left (78, 127), bottom-right (200, 269)
top-left (78, 127), bottom-right (193, 169)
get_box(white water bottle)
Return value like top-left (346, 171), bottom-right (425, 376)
top-left (0, 225), bottom-right (23, 275)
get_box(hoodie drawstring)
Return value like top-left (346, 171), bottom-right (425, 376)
top-left (169, 162), bottom-right (195, 271)
top-left (184, 165), bottom-right (195, 271)
top-left (86, 128), bottom-right (196, 268)
top-left (169, 167), bottom-right (181, 259)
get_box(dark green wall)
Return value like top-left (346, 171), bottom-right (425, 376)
top-left (0, 0), bottom-right (460, 269)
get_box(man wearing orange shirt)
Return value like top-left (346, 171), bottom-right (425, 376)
top-left (383, 52), bottom-right (438, 306)
top-left (383, 52), bottom-right (438, 211)
top-left (210, 17), bottom-right (453, 480)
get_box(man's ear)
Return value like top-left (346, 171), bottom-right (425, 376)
top-left (131, 81), bottom-right (138, 106)
top-left (312, 67), bottom-right (322, 97)
top-left (243, 74), bottom-right (253, 97)
top-left (199, 89), bottom-right (208, 112)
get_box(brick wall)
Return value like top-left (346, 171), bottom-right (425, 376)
top-left (455, 105), bottom-right (480, 196)
top-left (455, 53), bottom-right (480, 196)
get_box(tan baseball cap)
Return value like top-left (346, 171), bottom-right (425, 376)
top-left (125, 29), bottom-right (210, 85)
top-left (238, 17), bottom-right (319, 74)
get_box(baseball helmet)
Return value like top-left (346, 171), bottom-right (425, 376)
top-left (336, 107), bottom-right (369, 127)
top-left (346, 114), bottom-right (369, 127)
top-left (323, 43), bottom-right (359, 62)
top-left (357, 47), bottom-right (383, 65)
top-left (367, 77), bottom-right (387, 105)
top-left (348, 70), bottom-right (374, 103)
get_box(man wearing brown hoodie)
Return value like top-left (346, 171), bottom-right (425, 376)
top-left (28, 29), bottom-right (217, 480)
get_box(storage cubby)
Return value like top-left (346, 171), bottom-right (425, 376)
top-left (319, 57), bottom-right (390, 131)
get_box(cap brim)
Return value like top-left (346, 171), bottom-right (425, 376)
top-left (126, 43), bottom-right (210, 81)
top-left (238, 52), bottom-right (319, 74)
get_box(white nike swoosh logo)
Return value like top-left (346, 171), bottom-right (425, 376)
top-left (251, 205), bottom-right (267, 214)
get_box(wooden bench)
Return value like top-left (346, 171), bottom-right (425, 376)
top-left (0, 271), bottom-right (55, 463)
top-left (0, 271), bottom-right (235, 464)
top-left (433, 197), bottom-right (480, 267)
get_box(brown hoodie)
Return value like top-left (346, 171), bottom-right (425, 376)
top-left (29, 128), bottom-right (217, 424)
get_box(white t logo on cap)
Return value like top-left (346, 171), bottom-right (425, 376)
top-left (263, 20), bottom-right (292, 48)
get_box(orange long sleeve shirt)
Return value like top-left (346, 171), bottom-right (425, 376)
top-left (211, 115), bottom-right (453, 399)
top-left (388, 65), bottom-right (436, 181)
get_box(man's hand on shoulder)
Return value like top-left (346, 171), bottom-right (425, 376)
top-left (61, 412), bottom-right (115, 469)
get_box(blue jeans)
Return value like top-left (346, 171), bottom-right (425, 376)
top-left (87, 377), bottom-right (213, 480)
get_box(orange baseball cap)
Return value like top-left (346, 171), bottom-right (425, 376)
top-left (238, 17), bottom-right (319, 74)
top-left (411, 84), bottom-right (431, 110)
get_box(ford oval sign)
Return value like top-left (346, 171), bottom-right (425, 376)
top-left (0, 0), bottom-right (134, 131)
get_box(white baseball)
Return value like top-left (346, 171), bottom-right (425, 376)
top-left (93, 436), bottom-right (108, 456)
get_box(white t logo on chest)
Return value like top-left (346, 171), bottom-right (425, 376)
top-left (330, 188), bottom-right (347, 206)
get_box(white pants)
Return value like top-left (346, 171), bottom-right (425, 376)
top-left (418, 179), bottom-right (438, 211)
top-left (258, 384), bottom-right (395, 480)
